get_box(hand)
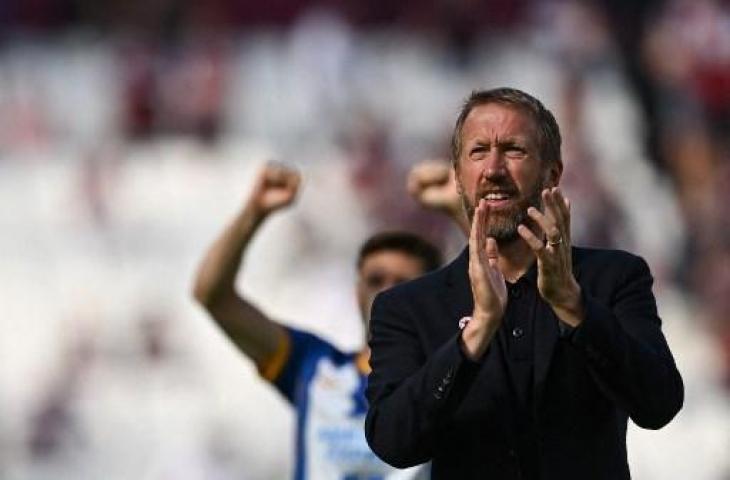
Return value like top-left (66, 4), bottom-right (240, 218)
top-left (462, 199), bottom-right (507, 360)
top-left (407, 160), bottom-right (469, 234)
top-left (517, 187), bottom-right (584, 326)
top-left (407, 160), bottom-right (461, 215)
top-left (248, 163), bottom-right (301, 218)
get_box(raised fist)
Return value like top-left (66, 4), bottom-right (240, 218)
top-left (407, 160), bottom-right (461, 214)
top-left (249, 163), bottom-right (301, 217)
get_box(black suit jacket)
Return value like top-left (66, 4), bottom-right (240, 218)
top-left (365, 247), bottom-right (683, 479)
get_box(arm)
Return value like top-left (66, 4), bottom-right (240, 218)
top-left (407, 160), bottom-right (470, 235)
top-left (192, 164), bottom-right (301, 371)
top-left (518, 187), bottom-right (683, 429)
top-left (365, 199), bottom-right (507, 466)
top-left (570, 255), bottom-right (684, 429)
top-left (365, 293), bottom-right (480, 467)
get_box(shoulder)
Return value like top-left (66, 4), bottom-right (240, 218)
top-left (573, 246), bottom-right (647, 270)
top-left (572, 246), bottom-right (652, 287)
top-left (284, 326), bottom-right (346, 358)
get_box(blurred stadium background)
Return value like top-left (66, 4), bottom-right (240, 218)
top-left (1, 0), bottom-right (729, 478)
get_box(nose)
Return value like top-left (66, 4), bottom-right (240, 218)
top-left (482, 149), bottom-right (507, 181)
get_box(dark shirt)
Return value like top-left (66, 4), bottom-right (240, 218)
top-left (499, 266), bottom-right (539, 479)
top-left (501, 269), bottom-right (538, 408)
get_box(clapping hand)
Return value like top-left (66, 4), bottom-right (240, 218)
top-left (517, 187), bottom-right (584, 326)
top-left (461, 199), bottom-right (508, 360)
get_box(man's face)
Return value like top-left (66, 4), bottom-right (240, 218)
top-left (455, 103), bottom-right (560, 242)
top-left (356, 250), bottom-right (426, 325)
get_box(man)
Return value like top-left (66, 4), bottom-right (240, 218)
top-left (192, 163), bottom-right (460, 480)
top-left (364, 88), bottom-right (684, 479)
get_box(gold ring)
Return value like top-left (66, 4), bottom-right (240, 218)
top-left (547, 237), bottom-right (563, 246)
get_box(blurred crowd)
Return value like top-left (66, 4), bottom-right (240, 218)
top-left (1, 0), bottom-right (728, 479)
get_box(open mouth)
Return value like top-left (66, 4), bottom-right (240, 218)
top-left (480, 191), bottom-right (516, 209)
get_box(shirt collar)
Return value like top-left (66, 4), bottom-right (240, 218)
top-left (508, 259), bottom-right (538, 287)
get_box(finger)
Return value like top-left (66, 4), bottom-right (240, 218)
top-left (280, 168), bottom-right (301, 188)
top-left (546, 187), bottom-right (568, 235)
top-left (288, 170), bottom-right (302, 193)
top-left (541, 189), bottom-right (556, 224)
top-left (263, 163), bottom-right (288, 185)
top-left (486, 237), bottom-right (499, 268)
top-left (527, 206), bottom-right (560, 243)
top-left (552, 187), bottom-right (568, 216)
top-left (421, 162), bottom-right (450, 183)
top-left (469, 201), bottom-right (487, 280)
top-left (517, 224), bottom-right (546, 255)
top-left (409, 162), bottom-right (449, 188)
top-left (544, 188), bottom-right (565, 230)
top-left (474, 199), bottom-right (489, 263)
top-left (541, 188), bottom-right (565, 237)
top-left (476, 199), bottom-right (486, 257)
top-left (543, 188), bottom-right (571, 248)
top-left (468, 199), bottom-right (482, 261)
top-left (547, 188), bottom-right (571, 249)
top-left (555, 190), bottom-right (571, 240)
top-left (255, 164), bottom-right (276, 190)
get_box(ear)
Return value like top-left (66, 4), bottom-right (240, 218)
top-left (453, 165), bottom-right (464, 195)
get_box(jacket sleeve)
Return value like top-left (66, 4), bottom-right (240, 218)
top-left (569, 254), bottom-right (684, 429)
top-left (364, 289), bottom-right (480, 468)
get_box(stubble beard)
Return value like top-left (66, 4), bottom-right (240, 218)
top-left (461, 178), bottom-right (544, 244)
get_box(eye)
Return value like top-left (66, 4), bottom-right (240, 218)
top-left (365, 273), bottom-right (386, 289)
top-left (469, 145), bottom-right (488, 157)
top-left (504, 145), bottom-right (527, 157)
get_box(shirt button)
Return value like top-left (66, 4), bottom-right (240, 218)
top-left (510, 286), bottom-right (521, 298)
top-left (512, 327), bottom-right (524, 339)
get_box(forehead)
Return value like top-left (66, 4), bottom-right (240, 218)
top-left (359, 249), bottom-right (425, 274)
top-left (461, 102), bottom-right (538, 144)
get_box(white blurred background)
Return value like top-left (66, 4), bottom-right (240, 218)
top-left (0, 0), bottom-right (729, 479)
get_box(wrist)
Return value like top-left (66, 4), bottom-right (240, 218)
top-left (471, 307), bottom-right (499, 325)
top-left (550, 284), bottom-right (584, 327)
top-left (549, 281), bottom-right (581, 310)
top-left (244, 202), bottom-right (269, 222)
top-left (459, 310), bottom-right (500, 361)
top-left (460, 327), bottom-right (485, 361)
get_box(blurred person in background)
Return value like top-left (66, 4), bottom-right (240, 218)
top-left (407, 161), bottom-right (471, 236)
top-left (365, 88), bottom-right (684, 479)
top-left (192, 162), bottom-right (465, 480)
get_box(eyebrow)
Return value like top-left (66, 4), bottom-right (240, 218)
top-left (469, 137), bottom-right (528, 147)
